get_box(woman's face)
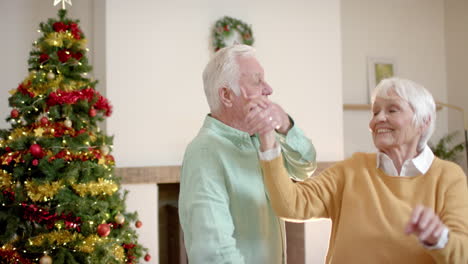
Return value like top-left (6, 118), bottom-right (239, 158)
top-left (369, 90), bottom-right (422, 154)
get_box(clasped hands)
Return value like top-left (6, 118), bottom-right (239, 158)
top-left (243, 96), bottom-right (290, 151)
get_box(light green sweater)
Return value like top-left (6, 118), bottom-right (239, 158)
top-left (179, 115), bottom-right (316, 264)
top-left (261, 152), bottom-right (468, 264)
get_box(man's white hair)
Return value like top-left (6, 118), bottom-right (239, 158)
top-left (371, 77), bottom-right (436, 151)
top-left (202, 45), bottom-right (256, 112)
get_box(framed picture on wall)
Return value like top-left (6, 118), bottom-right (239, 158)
top-left (367, 57), bottom-right (397, 102)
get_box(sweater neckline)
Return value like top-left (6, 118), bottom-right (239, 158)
top-left (372, 154), bottom-right (439, 181)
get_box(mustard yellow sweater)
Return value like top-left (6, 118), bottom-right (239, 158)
top-left (261, 152), bottom-right (468, 264)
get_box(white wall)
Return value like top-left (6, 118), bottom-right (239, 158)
top-left (342, 0), bottom-right (448, 157)
top-left (445, 0), bottom-right (468, 169)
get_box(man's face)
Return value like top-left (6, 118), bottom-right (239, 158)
top-left (231, 56), bottom-right (273, 115)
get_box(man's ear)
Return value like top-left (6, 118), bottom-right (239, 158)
top-left (219, 87), bottom-right (233, 107)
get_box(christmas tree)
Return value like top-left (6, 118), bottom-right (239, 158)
top-left (0, 9), bottom-right (150, 264)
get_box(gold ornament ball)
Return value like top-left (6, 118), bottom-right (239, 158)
top-left (64, 119), bottom-right (73, 128)
top-left (31, 70), bottom-right (37, 75)
top-left (114, 213), bottom-right (125, 224)
top-left (100, 145), bottom-right (110, 155)
top-left (46, 72), bottom-right (55, 80)
top-left (40, 255), bottom-right (52, 264)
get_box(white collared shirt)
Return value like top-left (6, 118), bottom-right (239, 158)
top-left (376, 145), bottom-right (449, 250)
top-left (376, 145), bottom-right (435, 177)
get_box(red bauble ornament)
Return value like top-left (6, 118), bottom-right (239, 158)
top-left (89, 108), bottom-right (96, 117)
top-left (32, 159), bottom-right (39, 166)
top-left (135, 220), bottom-right (142, 228)
top-left (29, 144), bottom-right (43, 158)
top-left (97, 223), bottom-right (111, 237)
top-left (40, 117), bottom-right (49, 125)
top-left (144, 254), bottom-right (151, 262)
top-left (11, 109), bottom-right (19, 118)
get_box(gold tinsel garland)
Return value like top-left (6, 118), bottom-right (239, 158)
top-left (0, 171), bottom-right (13, 190)
top-left (72, 178), bottom-right (118, 197)
top-left (20, 175), bottom-right (116, 202)
top-left (0, 122), bottom-right (97, 146)
top-left (9, 73), bottom-right (89, 98)
top-left (28, 230), bottom-right (81, 246)
top-left (43, 31), bottom-right (87, 50)
top-left (25, 231), bottom-right (124, 262)
top-left (113, 244), bottom-right (125, 262)
top-left (25, 180), bottom-right (63, 202)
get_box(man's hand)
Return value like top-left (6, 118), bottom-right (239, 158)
top-left (405, 205), bottom-right (447, 246)
top-left (243, 97), bottom-right (291, 136)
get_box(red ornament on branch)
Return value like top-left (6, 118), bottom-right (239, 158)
top-left (40, 117), bottom-right (49, 125)
top-left (135, 220), bottom-right (142, 228)
top-left (144, 254), bottom-right (151, 262)
top-left (97, 223), bottom-right (111, 237)
top-left (29, 144), bottom-right (44, 158)
top-left (10, 109), bottom-right (19, 118)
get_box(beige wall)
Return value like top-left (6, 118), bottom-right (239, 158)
top-left (445, 0), bottom-right (468, 169)
top-left (342, 0), bottom-right (448, 157)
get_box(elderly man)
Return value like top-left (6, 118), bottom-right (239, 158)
top-left (178, 44), bottom-right (316, 264)
top-left (257, 77), bottom-right (468, 264)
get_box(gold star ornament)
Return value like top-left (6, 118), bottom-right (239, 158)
top-left (53, 0), bottom-right (72, 10)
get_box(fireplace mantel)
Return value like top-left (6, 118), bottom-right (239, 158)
top-left (115, 162), bottom-right (335, 184)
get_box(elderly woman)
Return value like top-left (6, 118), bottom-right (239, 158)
top-left (248, 78), bottom-right (468, 263)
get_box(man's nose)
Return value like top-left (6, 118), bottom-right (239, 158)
top-left (263, 83), bottom-right (273, 96)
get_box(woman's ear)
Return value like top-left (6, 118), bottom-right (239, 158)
top-left (219, 87), bottom-right (233, 107)
top-left (420, 116), bottom-right (431, 134)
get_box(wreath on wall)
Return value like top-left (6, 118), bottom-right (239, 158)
top-left (212, 16), bottom-right (254, 52)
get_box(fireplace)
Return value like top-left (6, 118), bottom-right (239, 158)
top-left (116, 162), bottom-right (333, 264)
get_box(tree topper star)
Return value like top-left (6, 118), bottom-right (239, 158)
top-left (54, 0), bottom-right (72, 10)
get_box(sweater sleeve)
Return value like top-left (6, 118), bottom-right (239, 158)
top-left (427, 166), bottom-right (468, 263)
top-left (260, 154), bottom-right (343, 220)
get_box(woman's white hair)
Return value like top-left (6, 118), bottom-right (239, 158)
top-left (202, 44), bottom-right (256, 112)
top-left (371, 77), bottom-right (436, 151)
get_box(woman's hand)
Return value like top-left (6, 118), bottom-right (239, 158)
top-left (244, 97), bottom-right (290, 136)
top-left (405, 205), bottom-right (447, 246)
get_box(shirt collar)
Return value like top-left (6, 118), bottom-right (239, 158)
top-left (376, 145), bottom-right (435, 176)
top-left (202, 115), bottom-right (254, 148)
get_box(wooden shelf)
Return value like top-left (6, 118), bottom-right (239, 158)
top-left (343, 104), bottom-right (371, 111)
